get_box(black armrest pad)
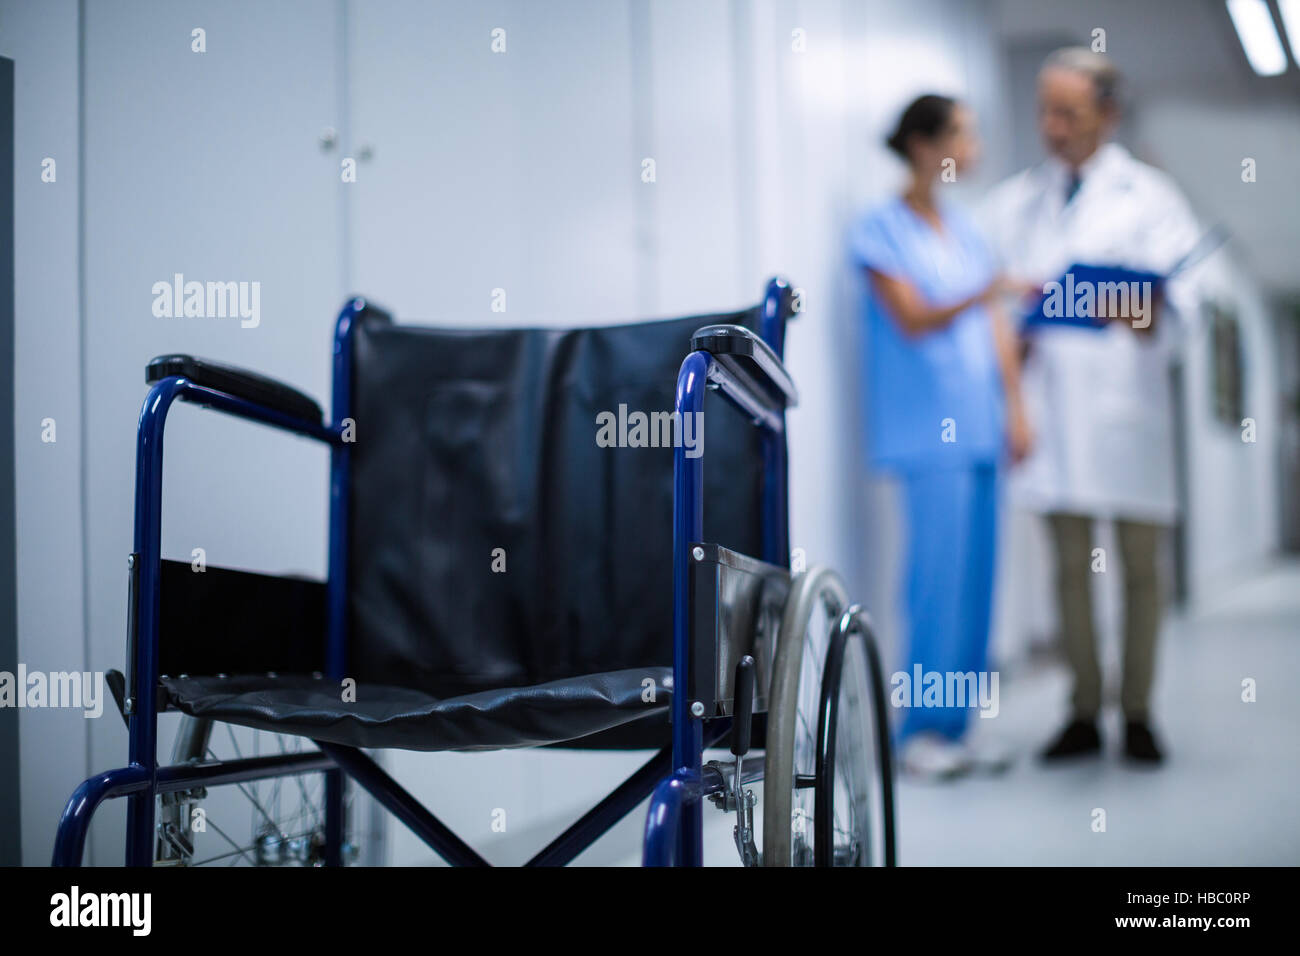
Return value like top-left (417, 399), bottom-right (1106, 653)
top-left (691, 324), bottom-right (798, 408)
top-left (146, 355), bottom-right (324, 425)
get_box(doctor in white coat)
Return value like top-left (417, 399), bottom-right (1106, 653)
top-left (983, 47), bottom-right (1201, 764)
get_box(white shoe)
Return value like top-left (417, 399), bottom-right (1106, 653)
top-left (900, 732), bottom-right (972, 781)
top-left (960, 735), bottom-right (1015, 774)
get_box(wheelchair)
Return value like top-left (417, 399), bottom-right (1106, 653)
top-left (52, 277), bottom-right (895, 867)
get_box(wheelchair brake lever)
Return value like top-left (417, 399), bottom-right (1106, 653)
top-left (731, 656), bottom-right (758, 866)
top-left (105, 669), bottom-right (130, 730)
top-left (732, 655), bottom-right (755, 760)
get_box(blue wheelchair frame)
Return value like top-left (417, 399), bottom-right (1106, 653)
top-left (52, 279), bottom-right (795, 867)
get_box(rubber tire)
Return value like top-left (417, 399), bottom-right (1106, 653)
top-left (762, 566), bottom-right (848, 866)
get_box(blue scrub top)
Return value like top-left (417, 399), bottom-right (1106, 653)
top-left (849, 196), bottom-right (1004, 471)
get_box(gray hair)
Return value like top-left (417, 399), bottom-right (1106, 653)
top-left (1041, 46), bottom-right (1121, 109)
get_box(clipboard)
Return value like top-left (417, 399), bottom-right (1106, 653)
top-left (1022, 264), bottom-right (1165, 330)
top-left (1021, 226), bottom-right (1229, 331)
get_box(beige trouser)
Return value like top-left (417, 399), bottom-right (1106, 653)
top-left (1047, 513), bottom-right (1162, 722)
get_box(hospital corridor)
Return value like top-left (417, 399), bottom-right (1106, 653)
top-left (1, 0), bottom-right (1297, 939)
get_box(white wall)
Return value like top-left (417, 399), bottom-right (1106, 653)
top-left (0, 0), bottom-right (88, 867)
top-left (1138, 100), bottom-right (1287, 597)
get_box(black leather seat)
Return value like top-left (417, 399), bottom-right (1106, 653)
top-left (160, 668), bottom-right (671, 752)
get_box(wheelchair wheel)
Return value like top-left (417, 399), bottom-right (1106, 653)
top-left (813, 606), bottom-right (895, 867)
top-left (763, 568), bottom-right (894, 866)
top-left (154, 716), bottom-right (351, 866)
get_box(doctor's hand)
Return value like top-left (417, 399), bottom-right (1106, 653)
top-left (1098, 289), bottom-right (1163, 337)
top-left (1006, 398), bottom-right (1034, 465)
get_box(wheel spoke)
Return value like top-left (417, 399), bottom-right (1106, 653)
top-left (165, 718), bottom-right (340, 868)
top-left (205, 746), bottom-right (285, 837)
top-left (279, 736), bottom-right (322, 833)
top-left (198, 818), bottom-right (257, 867)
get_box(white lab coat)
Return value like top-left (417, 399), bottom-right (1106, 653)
top-left (983, 143), bottom-right (1202, 524)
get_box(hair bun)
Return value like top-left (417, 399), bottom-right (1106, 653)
top-left (886, 93), bottom-right (956, 162)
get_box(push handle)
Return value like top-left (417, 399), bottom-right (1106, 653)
top-left (691, 324), bottom-right (799, 409)
top-left (731, 655), bottom-right (756, 757)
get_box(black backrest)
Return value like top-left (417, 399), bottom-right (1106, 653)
top-left (347, 307), bottom-right (768, 696)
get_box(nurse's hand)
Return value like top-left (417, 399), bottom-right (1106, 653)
top-left (1007, 398), bottom-right (1033, 464)
top-left (983, 275), bottom-right (1042, 307)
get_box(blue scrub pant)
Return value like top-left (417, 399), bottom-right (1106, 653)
top-left (897, 461), bottom-right (1000, 743)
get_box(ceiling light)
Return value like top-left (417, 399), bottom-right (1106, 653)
top-left (1226, 0), bottom-right (1288, 76)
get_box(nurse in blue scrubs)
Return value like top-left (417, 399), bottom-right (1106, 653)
top-left (850, 94), bottom-right (1032, 780)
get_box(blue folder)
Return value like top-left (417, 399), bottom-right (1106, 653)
top-left (1021, 226), bottom-right (1228, 331)
top-left (1022, 263), bottom-right (1164, 330)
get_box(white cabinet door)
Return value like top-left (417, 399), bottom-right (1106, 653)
top-left (346, 0), bottom-right (642, 327)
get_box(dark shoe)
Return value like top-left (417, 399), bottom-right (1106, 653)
top-left (1124, 720), bottom-right (1164, 764)
top-left (1040, 719), bottom-right (1101, 761)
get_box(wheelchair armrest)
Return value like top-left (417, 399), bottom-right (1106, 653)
top-left (146, 354), bottom-right (324, 425)
top-left (691, 324), bottom-right (799, 412)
